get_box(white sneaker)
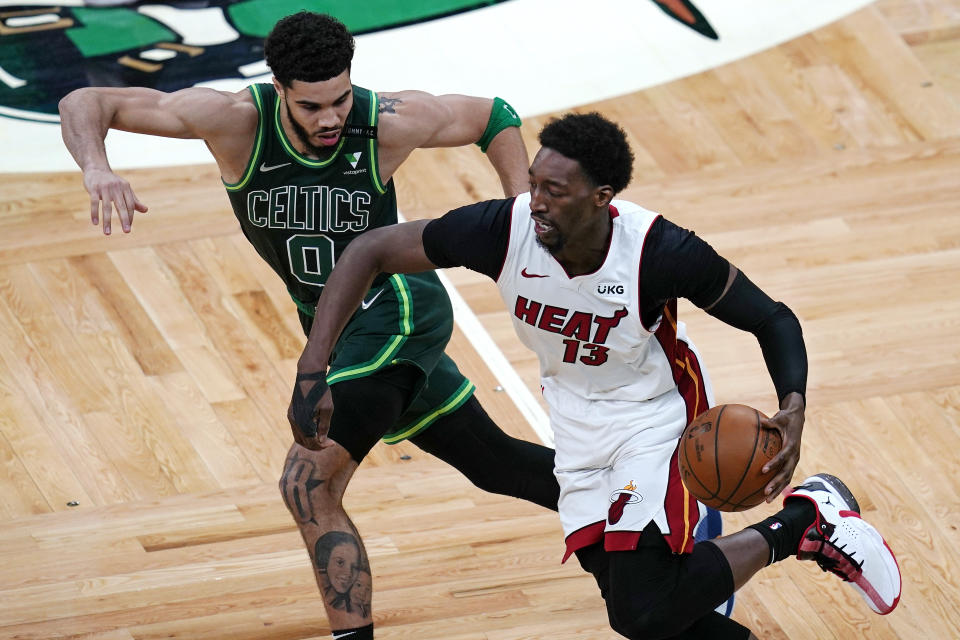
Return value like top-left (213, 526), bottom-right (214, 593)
top-left (786, 473), bottom-right (902, 615)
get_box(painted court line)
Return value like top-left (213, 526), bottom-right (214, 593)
top-left (436, 268), bottom-right (554, 447)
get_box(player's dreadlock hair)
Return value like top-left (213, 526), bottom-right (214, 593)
top-left (265, 12), bottom-right (355, 87)
top-left (538, 113), bottom-right (634, 195)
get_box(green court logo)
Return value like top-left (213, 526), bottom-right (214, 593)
top-left (0, 0), bottom-right (513, 122)
top-left (0, 1), bottom-right (713, 123)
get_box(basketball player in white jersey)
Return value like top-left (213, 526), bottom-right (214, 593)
top-left (293, 113), bottom-right (902, 638)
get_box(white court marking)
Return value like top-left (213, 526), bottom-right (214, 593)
top-left (0, 65), bottom-right (27, 89)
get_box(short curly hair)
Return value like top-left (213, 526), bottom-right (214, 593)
top-left (538, 113), bottom-right (634, 194)
top-left (265, 12), bottom-right (355, 86)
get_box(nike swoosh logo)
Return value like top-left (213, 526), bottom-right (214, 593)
top-left (521, 268), bottom-right (549, 278)
top-left (260, 162), bottom-right (291, 172)
top-left (360, 288), bottom-right (384, 310)
top-left (332, 633), bottom-right (357, 639)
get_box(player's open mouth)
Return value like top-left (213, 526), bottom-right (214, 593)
top-left (532, 217), bottom-right (553, 234)
top-left (315, 130), bottom-right (341, 146)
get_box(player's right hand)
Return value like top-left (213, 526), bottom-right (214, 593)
top-left (287, 370), bottom-right (335, 451)
top-left (83, 168), bottom-right (148, 235)
top-left (761, 392), bottom-right (805, 501)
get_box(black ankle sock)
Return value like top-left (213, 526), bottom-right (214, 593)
top-left (333, 623), bottom-right (373, 639)
top-left (747, 498), bottom-right (817, 565)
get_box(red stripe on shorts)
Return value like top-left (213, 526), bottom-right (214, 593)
top-left (562, 521), bottom-right (605, 563)
top-left (655, 300), bottom-right (708, 553)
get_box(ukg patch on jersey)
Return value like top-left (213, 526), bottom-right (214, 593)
top-left (597, 282), bottom-right (625, 296)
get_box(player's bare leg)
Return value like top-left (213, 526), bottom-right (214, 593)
top-left (280, 443), bottom-right (373, 634)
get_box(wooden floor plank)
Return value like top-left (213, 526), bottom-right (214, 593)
top-left (145, 372), bottom-right (261, 489)
top-left (0, 428), bottom-right (50, 520)
top-left (67, 253), bottom-right (184, 377)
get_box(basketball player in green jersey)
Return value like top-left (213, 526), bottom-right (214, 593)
top-left (59, 12), bottom-right (558, 639)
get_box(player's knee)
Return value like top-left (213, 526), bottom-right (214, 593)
top-left (459, 464), bottom-right (511, 496)
top-left (411, 396), bottom-right (558, 510)
top-left (607, 590), bottom-right (686, 640)
top-left (278, 445), bottom-right (344, 523)
top-left (608, 606), bottom-right (680, 639)
top-left (459, 450), bottom-right (545, 500)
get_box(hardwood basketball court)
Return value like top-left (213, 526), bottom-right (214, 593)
top-left (1, 1), bottom-right (959, 638)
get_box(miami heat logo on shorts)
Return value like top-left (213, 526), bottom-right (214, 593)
top-left (608, 480), bottom-right (643, 524)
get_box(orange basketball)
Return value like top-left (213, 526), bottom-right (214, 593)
top-left (678, 404), bottom-right (782, 512)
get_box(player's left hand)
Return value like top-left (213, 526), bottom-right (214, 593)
top-left (82, 167), bottom-right (148, 235)
top-left (759, 392), bottom-right (805, 502)
top-left (287, 370), bottom-right (335, 451)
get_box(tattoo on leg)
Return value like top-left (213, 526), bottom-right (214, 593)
top-left (280, 454), bottom-right (325, 525)
top-left (350, 568), bottom-right (373, 618)
top-left (378, 96), bottom-right (402, 114)
top-left (316, 531), bottom-right (371, 615)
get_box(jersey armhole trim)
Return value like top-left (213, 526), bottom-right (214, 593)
top-left (223, 84), bottom-right (264, 191)
top-left (637, 213), bottom-right (662, 331)
top-left (494, 197), bottom-right (517, 283)
top-left (368, 90), bottom-right (387, 195)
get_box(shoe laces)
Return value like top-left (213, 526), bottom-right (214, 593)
top-left (807, 529), bottom-right (865, 581)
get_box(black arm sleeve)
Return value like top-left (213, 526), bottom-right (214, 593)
top-left (641, 217), bottom-right (807, 404)
top-left (422, 197), bottom-right (514, 280)
top-left (705, 271), bottom-right (807, 404)
top-left (640, 218), bottom-right (730, 327)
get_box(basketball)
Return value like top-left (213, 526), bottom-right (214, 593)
top-left (678, 404), bottom-right (782, 512)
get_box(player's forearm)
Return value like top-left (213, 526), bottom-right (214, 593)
top-left (297, 237), bottom-right (390, 374)
top-left (706, 270), bottom-right (807, 404)
top-left (484, 126), bottom-right (530, 197)
top-left (755, 305), bottom-right (807, 405)
top-left (299, 222), bottom-right (437, 373)
top-left (59, 88), bottom-right (114, 172)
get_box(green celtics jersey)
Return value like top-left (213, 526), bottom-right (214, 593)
top-left (224, 83), bottom-right (397, 313)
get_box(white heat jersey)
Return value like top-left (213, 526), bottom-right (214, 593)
top-left (494, 194), bottom-right (714, 550)
top-left (497, 193), bottom-right (688, 405)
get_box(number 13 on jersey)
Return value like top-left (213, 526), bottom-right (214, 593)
top-left (562, 340), bottom-right (610, 366)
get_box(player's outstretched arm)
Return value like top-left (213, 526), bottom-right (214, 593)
top-left (58, 86), bottom-right (253, 234)
top-left (643, 218), bottom-right (808, 499)
top-left (290, 220), bottom-right (437, 449)
top-left (298, 220), bottom-right (436, 372)
top-left (377, 91), bottom-right (529, 196)
top-left (705, 265), bottom-right (807, 501)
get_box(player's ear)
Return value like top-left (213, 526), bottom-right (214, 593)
top-left (594, 185), bottom-right (614, 208)
top-left (272, 77), bottom-right (284, 99)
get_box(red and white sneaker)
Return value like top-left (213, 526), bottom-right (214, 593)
top-left (785, 473), bottom-right (902, 615)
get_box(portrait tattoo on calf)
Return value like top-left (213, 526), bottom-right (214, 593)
top-left (315, 530), bottom-right (371, 616)
top-left (350, 567), bottom-right (373, 618)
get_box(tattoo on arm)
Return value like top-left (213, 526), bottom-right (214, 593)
top-left (378, 96), bottom-right (402, 114)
